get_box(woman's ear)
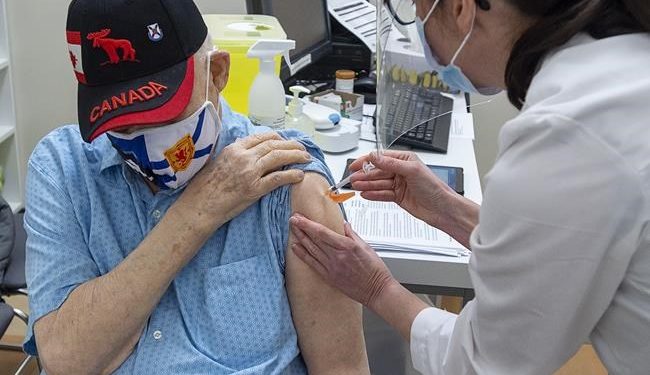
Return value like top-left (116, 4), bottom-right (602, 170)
top-left (451, 0), bottom-right (476, 36)
top-left (209, 51), bottom-right (230, 93)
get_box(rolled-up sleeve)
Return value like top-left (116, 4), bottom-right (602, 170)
top-left (409, 114), bottom-right (644, 375)
top-left (267, 129), bottom-right (339, 272)
top-left (23, 160), bottom-right (100, 355)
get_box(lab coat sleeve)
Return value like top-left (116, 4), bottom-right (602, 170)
top-left (410, 113), bottom-right (645, 375)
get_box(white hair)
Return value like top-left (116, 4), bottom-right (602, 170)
top-left (197, 33), bottom-right (215, 61)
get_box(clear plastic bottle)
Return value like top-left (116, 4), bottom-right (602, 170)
top-left (285, 86), bottom-right (315, 137)
top-left (247, 40), bottom-right (296, 129)
top-left (335, 69), bottom-right (356, 93)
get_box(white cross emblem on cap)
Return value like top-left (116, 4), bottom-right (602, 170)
top-left (147, 23), bottom-right (163, 42)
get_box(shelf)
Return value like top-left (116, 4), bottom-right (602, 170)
top-left (0, 58), bottom-right (8, 71)
top-left (0, 124), bottom-right (14, 144)
top-left (8, 199), bottom-right (23, 213)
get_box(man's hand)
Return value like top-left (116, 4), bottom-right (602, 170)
top-left (177, 132), bottom-right (312, 232)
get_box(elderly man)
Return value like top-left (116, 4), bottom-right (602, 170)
top-left (22, 0), bottom-right (369, 374)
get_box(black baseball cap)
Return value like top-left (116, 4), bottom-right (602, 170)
top-left (66, 0), bottom-right (208, 142)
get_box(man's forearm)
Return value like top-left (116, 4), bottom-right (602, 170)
top-left (37, 204), bottom-right (220, 375)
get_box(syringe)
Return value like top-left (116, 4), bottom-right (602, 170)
top-left (328, 162), bottom-right (376, 192)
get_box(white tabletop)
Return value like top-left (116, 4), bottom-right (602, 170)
top-left (323, 94), bottom-right (481, 290)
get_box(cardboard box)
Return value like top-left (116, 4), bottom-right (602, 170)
top-left (310, 90), bottom-right (365, 121)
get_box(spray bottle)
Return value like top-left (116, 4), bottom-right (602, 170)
top-left (247, 40), bottom-right (296, 129)
top-left (286, 86), bottom-right (315, 137)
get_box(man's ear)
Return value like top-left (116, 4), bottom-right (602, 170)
top-left (209, 51), bottom-right (230, 93)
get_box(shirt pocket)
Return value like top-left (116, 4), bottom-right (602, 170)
top-left (187, 254), bottom-right (295, 368)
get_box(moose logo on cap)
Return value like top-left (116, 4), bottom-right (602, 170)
top-left (87, 29), bottom-right (138, 65)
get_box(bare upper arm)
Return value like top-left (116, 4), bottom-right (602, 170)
top-left (286, 172), bottom-right (370, 375)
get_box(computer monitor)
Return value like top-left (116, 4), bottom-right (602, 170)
top-left (246, 0), bottom-right (333, 80)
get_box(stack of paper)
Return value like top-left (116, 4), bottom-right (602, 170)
top-left (328, 0), bottom-right (385, 53)
top-left (343, 195), bottom-right (470, 257)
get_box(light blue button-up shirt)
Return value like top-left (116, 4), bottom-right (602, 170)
top-left (23, 101), bottom-right (337, 374)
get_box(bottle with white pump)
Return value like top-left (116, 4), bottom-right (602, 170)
top-left (247, 39), bottom-right (296, 129)
top-left (286, 86), bottom-right (315, 137)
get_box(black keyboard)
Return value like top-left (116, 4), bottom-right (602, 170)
top-left (383, 82), bottom-right (454, 153)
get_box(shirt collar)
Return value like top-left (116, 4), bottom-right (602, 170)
top-left (98, 136), bottom-right (124, 174)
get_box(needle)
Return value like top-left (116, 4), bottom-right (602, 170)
top-left (328, 175), bottom-right (353, 192)
top-left (328, 162), bottom-right (376, 192)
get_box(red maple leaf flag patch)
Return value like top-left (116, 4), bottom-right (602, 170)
top-left (67, 31), bottom-right (86, 84)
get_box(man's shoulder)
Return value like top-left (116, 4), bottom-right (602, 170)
top-left (28, 125), bottom-right (114, 180)
top-left (220, 107), bottom-right (329, 177)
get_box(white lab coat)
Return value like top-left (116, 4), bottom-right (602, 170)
top-left (410, 33), bottom-right (650, 375)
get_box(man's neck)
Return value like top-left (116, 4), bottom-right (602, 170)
top-left (143, 176), bottom-right (160, 194)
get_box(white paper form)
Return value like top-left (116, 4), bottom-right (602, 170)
top-left (451, 113), bottom-right (475, 140)
top-left (356, 104), bottom-right (376, 142)
top-left (328, 0), bottom-right (389, 53)
top-left (343, 195), bottom-right (470, 257)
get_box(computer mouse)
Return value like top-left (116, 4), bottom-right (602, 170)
top-left (354, 76), bottom-right (377, 104)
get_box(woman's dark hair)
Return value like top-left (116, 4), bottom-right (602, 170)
top-left (505, 0), bottom-right (650, 109)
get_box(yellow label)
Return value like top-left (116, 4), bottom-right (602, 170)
top-left (164, 135), bottom-right (195, 172)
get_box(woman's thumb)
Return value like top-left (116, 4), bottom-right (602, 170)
top-left (345, 222), bottom-right (363, 242)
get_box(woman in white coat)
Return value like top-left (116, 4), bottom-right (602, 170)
top-left (289, 0), bottom-right (650, 373)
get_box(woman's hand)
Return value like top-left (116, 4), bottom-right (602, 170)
top-left (349, 151), bottom-right (457, 228)
top-left (289, 214), bottom-right (398, 308)
top-left (349, 150), bottom-right (480, 248)
top-left (290, 214), bottom-right (431, 341)
top-left (176, 132), bottom-right (312, 233)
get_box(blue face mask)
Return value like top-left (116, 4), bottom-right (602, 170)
top-left (415, 0), bottom-right (500, 95)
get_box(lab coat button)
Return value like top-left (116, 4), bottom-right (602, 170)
top-left (153, 330), bottom-right (162, 340)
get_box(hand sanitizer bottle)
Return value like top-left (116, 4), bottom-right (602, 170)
top-left (286, 86), bottom-right (315, 137)
top-left (247, 40), bottom-right (296, 129)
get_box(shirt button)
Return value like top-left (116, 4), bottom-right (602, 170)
top-left (152, 210), bottom-right (162, 220)
top-left (153, 330), bottom-right (163, 340)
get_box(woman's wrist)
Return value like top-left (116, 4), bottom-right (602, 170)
top-left (368, 278), bottom-right (430, 341)
top-left (437, 192), bottom-right (480, 249)
top-left (420, 189), bottom-right (461, 228)
top-left (367, 275), bottom-right (401, 313)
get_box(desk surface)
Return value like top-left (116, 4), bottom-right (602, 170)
top-left (323, 94), bottom-right (481, 290)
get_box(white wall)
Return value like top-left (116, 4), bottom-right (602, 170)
top-left (5, 0), bottom-right (246, 194)
top-left (6, 0), bottom-right (77, 184)
top-left (470, 92), bottom-right (519, 186)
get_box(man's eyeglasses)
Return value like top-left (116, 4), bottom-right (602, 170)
top-left (384, 0), bottom-right (491, 26)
